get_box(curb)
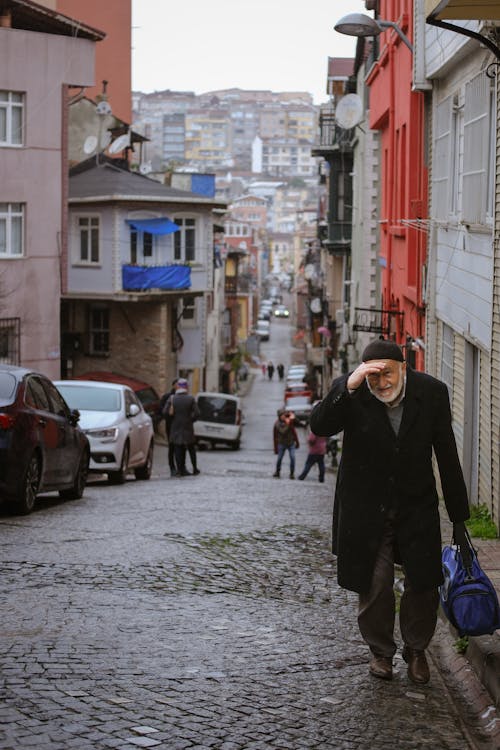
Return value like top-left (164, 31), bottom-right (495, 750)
top-left (466, 632), bottom-right (500, 708)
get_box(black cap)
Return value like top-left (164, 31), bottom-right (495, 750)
top-left (362, 338), bottom-right (404, 363)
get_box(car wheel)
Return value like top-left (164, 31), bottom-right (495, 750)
top-left (231, 440), bottom-right (240, 450)
top-left (59, 448), bottom-right (89, 500)
top-left (134, 441), bottom-right (153, 480)
top-left (108, 442), bottom-right (129, 485)
top-left (14, 453), bottom-right (40, 515)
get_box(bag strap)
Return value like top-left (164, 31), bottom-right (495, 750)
top-left (452, 525), bottom-right (476, 579)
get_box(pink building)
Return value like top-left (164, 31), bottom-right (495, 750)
top-left (0, 1), bottom-right (103, 377)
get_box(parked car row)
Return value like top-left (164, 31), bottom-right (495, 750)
top-left (0, 364), bottom-right (246, 515)
top-left (0, 364), bottom-right (155, 515)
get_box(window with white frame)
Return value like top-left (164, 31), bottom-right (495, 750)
top-left (433, 95), bottom-right (453, 218)
top-left (130, 230), bottom-right (154, 263)
top-left (174, 217), bottom-right (196, 262)
top-left (463, 71), bottom-right (493, 225)
top-left (77, 216), bottom-right (100, 264)
top-left (89, 306), bottom-right (110, 354)
top-left (450, 94), bottom-right (463, 216)
top-left (0, 91), bottom-right (24, 146)
top-left (0, 203), bottom-right (24, 257)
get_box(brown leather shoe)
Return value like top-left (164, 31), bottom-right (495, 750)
top-left (402, 646), bottom-right (430, 684)
top-left (369, 655), bottom-right (393, 680)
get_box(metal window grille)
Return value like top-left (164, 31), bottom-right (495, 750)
top-left (0, 317), bottom-right (20, 364)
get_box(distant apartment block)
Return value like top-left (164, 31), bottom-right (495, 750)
top-left (132, 88), bottom-right (319, 175)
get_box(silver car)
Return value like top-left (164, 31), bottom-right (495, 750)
top-left (54, 380), bottom-right (154, 484)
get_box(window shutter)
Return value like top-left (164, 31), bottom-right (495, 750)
top-left (463, 72), bottom-right (490, 225)
top-left (432, 96), bottom-right (452, 218)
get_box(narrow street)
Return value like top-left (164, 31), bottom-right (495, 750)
top-left (0, 320), bottom-right (494, 750)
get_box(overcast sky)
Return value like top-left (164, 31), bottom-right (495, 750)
top-left (132, 0), bottom-right (359, 104)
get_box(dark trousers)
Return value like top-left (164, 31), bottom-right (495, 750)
top-left (298, 454), bottom-right (325, 482)
top-left (358, 516), bottom-right (439, 658)
top-left (173, 443), bottom-right (198, 474)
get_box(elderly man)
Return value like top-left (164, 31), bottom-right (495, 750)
top-left (164, 378), bottom-right (200, 477)
top-left (310, 338), bottom-right (470, 684)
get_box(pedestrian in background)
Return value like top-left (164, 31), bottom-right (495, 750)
top-left (277, 363), bottom-right (285, 381)
top-left (297, 429), bottom-right (326, 483)
top-left (273, 409), bottom-right (299, 479)
top-left (159, 378), bottom-right (178, 477)
top-left (310, 338), bottom-right (470, 685)
top-left (267, 361), bottom-right (275, 380)
top-left (164, 378), bottom-right (200, 477)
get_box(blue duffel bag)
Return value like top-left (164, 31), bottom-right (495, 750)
top-left (440, 530), bottom-right (500, 637)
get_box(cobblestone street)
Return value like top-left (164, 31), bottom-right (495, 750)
top-left (0, 321), bottom-right (498, 749)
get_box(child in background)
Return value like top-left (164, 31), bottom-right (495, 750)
top-left (298, 429), bottom-right (327, 483)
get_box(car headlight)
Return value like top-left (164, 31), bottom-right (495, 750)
top-left (85, 427), bottom-right (119, 440)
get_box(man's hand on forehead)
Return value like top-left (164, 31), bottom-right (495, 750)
top-left (347, 361), bottom-right (389, 391)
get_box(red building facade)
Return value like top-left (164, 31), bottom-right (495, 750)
top-left (366, 0), bottom-right (427, 369)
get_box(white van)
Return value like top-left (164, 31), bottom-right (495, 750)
top-left (194, 392), bottom-right (242, 449)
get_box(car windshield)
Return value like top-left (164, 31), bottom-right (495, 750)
top-left (198, 396), bottom-right (237, 424)
top-left (56, 385), bottom-right (121, 412)
top-left (0, 372), bottom-right (18, 404)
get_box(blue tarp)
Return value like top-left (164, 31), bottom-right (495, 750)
top-left (122, 264), bottom-right (191, 291)
top-left (126, 218), bottom-right (180, 235)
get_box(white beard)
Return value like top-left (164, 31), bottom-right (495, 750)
top-left (367, 369), bottom-right (405, 405)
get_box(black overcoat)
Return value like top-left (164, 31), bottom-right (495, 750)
top-left (165, 393), bottom-right (199, 445)
top-left (310, 369), bottom-right (470, 594)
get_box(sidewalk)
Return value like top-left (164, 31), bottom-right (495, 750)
top-left (439, 510), bottom-right (500, 707)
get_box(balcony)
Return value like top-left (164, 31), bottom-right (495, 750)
top-left (122, 264), bottom-right (191, 292)
top-left (323, 222), bottom-right (352, 255)
top-left (311, 107), bottom-right (354, 157)
top-left (352, 307), bottom-right (404, 337)
top-left (224, 276), bottom-right (238, 295)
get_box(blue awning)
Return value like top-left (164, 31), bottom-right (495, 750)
top-left (126, 218), bottom-right (180, 235)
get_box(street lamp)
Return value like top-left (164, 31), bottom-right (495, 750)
top-left (334, 12), bottom-right (414, 53)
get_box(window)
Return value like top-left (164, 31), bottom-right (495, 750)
top-left (78, 216), bottom-right (100, 264)
top-left (174, 218), bottom-right (196, 262)
top-left (25, 377), bottom-right (51, 411)
top-left (89, 306), bottom-right (110, 354)
top-left (433, 96), bottom-right (453, 218)
top-left (181, 297), bottom-right (197, 323)
top-left (0, 317), bottom-right (20, 364)
top-left (0, 203), bottom-right (24, 257)
top-left (130, 230), bottom-right (154, 263)
top-left (450, 95), bottom-right (462, 215)
top-left (0, 91), bottom-right (24, 146)
top-left (463, 71), bottom-right (492, 225)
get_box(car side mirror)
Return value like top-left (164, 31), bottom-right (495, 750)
top-left (70, 409), bottom-right (80, 426)
top-left (128, 404), bottom-right (140, 417)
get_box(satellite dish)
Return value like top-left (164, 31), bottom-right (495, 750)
top-left (336, 94), bottom-right (363, 129)
top-left (96, 100), bottom-right (112, 116)
top-left (310, 297), bottom-right (322, 314)
top-left (139, 161), bottom-right (152, 175)
top-left (108, 133), bottom-right (130, 154)
top-left (83, 135), bottom-right (98, 155)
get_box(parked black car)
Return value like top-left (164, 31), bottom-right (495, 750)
top-left (0, 365), bottom-right (90, 515)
